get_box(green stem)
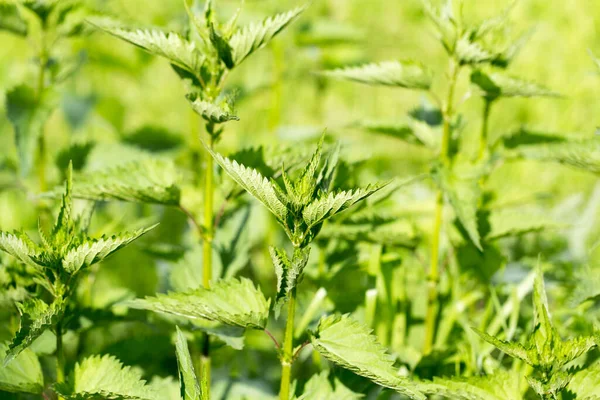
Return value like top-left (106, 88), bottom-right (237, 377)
top-left (279, 287), bottom-right (297, 400)
top-left (478, 99), bottom-right (492, 160)
top-left (200, 129), bottom-right (215, 400)
top-left (56, 322), bottom-right (65, 400)
top-left (423, 59), bottom-right (460, 354)
top-left (36, 36), bottom-right (47, 193)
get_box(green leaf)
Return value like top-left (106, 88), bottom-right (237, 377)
top-left (175, 326), bottom-right (201, 400)
top-left (62, 225), bottom-right (156, 275)
top-left (0, 342), bottom-right (44, 394)
top-left (302, 184), bottom-right (386, 231)
top-left (6, 84), bottom-right (57, 177)
top-left (353, 118), bottom-right (439, 149)
top-left (471, 70), bottom-right (559, 101)
top-left (428, 370), bottom-right (524, 400)
top-left (310, 314), bottom-right (426, 399)
top-left (0, 4), bottom-right (27, 35)
top-left (0, 231), bottom-right (39, 269)
top-left (270, 246), bottom-right (310, 317)
top-left (71, 159), bottom-right (182, 206)
top-left (209, 23), bottom-right (234, 69)
top-left (484, 208), bottom-right (563, 241)
top-left (508, 137), bottom-right (600, 174)
top-left (455, 35), bottom-right (495, 66)
top-left (471, 328), bottom-right (530, 364)
top-left (188, 96), bottom-right (239, 124)
top-left (207, 147), bottom-right (288, 223)
top-left (322, 60), bottom-right (432, 90)
top-left (296, 370), bottom-right (364, 400)
top-left (229, 6), bottom-right (305, 66)
top-left (88, 17), bottom-right (205, 82)
top-left (433, 164), bottom-right (482, 250)
top-left (5, 297), bottom-right (65, 364)
top-left (567, 362), bottom-right (600, 400)
top-left (126, 277), bottom-right (270, 329)
top-left (54, 354), bottom-right (158, 400)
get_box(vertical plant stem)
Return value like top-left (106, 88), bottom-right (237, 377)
top-left (200, 128), bottom-right (215, 400)
top-left (478, 99), bottom-right (492, 160)
top-left (56, 322), bottom-right (65, 400)
top-left (279, 287), bottom-right (297, 400)
top-left (423, 59), bottom-right (460, 354)
top-left (37, 31), bottom-right (47, 193)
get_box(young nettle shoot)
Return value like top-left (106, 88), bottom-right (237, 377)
top-left (0, 163), bottom-right (154, 392)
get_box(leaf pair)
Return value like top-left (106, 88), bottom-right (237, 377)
top-left (208, 139), bottom-right (386, 248)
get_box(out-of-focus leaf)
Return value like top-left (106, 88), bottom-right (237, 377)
top-left (322, 60), bottom-right (432, 90)
top-left (0, 342), bottom-right (44, 394)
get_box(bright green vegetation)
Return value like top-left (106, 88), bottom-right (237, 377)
top-left (1, 0), bottom-right (600, 399)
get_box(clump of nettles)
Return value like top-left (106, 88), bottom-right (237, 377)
top-left (0, 163), bottom-right (153, 364)
top-left (473, 266), bottom-right (600, 399)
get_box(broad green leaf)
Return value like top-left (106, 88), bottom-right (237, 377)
top-left (5, 297), bottom-right (65, 364)
top-left (6, 84), bottom-right (57, 177)
top-left (567, 362), bottom-right (600, 400)
top-left (71, 159), bottom-right (182, 205)
top-left (428, 370), bottom-right (524, 400)
top-left (229, 6), bottom-right (305, 66)
top-left (297, 370), bottom-right (363, 400)
top-left (322, 60), bottom-right (432, 90)
top-left (302, 184), bottom-right (386, 230)
top-left (188, 97), bottom-right (239, 124)
top-left (433, 165), bottom-right (482, 250)
top-left (311, 314), bottom-right (426, 399)
top-left (0, 231), bottom-right (39, 268)
top-left (207, 147), bottom-right (288, 223)
top-left (484, 208), bottom-right (563, 240)
top-left (209, 23), bottom-right (234, 68)
top-left (508, 138), bottom-right (600, 174)
top-left (500, 129), bottom-right (570, 149)
top-left (270, 246), bottom-right (310, 317)
top-left (54, 354), bottom-right (158, 400)
top-left (88, 17), bottom-right (205, 80)
top-left (471, 70), bottom-right (559, 101)
top-left (175, 326), bottom-right (201, 400)
top-left (126, 278), bottom-right (270, 329)
top-left (0, 342), bottom-right (44, 394)
top-left (62, 225), bottom-right (156, 274)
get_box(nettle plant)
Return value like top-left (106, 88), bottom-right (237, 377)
top-left (0, 164), bottom-right (154, 395)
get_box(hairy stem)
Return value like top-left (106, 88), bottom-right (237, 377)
top-left (279, 287), bottom-right (297, 400)
top-left (56, 322), bottom-right (65, 400)
top-left (423, 59), bottom-right (460, 354)
top-left (478, 99), bottom-right (492, 160)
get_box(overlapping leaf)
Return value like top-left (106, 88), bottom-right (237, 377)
top-left (0, 342), bottom-right (44, 394)
top-left (566, 362), bottom-right (600, 400)
top-left (228, 6), bottom-right (305, 66)
top-left (188, 97), bottom-right (239, 124)
top-left (71, 159), bottom-right (182, 206)
top-left (54, 354), bottom-right (158, 400)
top-left (322, 60), bottom-right (432, 90)
top-left (427, 370), bottom-right (523, 400)
top-left (310, 314), bottom-right (426, 399)
top-left (126, 278), bottom-right (270, 329)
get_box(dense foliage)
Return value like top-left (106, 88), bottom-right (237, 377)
top-left (1, 0), bottom-right (599, 399)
